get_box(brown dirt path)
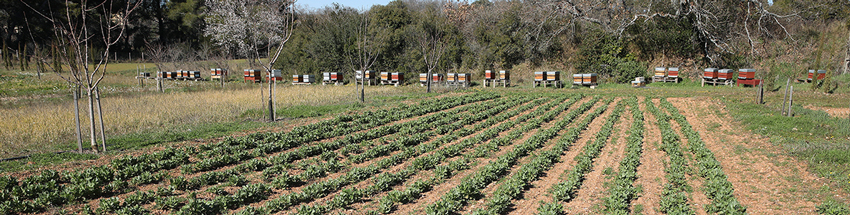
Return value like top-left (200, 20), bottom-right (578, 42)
top-left (562, 101), bottom-right (632, 214)
top-left (631, 97), bottom-right (666, 214)
top-left (804, 104), bottom-right (850, 118)
top-left (669, 97), bottom-right (850, 214)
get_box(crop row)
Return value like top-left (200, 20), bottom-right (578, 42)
top-left (601, 97), bottom-right (644, 213)
top-left (645, 97), bottom-right (695, 214)
top-left (468, 96), bottom-right (604, 214)
top-left (288, 97), bottom-right (547, 214)
top-left (371, 96), bottom-right (562, 214)
top-left (659, 98), bottom-right (746, 214)
top-left (0, 93), bottom-right (498, 214)
top-left (546, 98), bottom-right (624, 206)
top-left (424, 95), bottom-right (586, 214)
top-left (220, 96), bottom-right (548, 214)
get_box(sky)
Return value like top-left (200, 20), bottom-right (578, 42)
top-left (297, 0), bottom-right (394, 10)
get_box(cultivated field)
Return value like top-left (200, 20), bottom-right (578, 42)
top-left (1, 93), bottom-right (846, 214)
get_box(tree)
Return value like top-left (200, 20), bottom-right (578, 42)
top-left (23, 0), bottom-right (141, 153)
top-left (412, 9), bottom-right (448, 93)
top-left (346, 9), bottom-right (384, 102)
top-left (206, 0), bottom-right (297, 122)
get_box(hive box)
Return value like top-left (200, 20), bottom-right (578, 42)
top-left (432, 73), bottom-right (443, 82)
top-left (190, 71), bottom-right (201, 79)
top-left (534, 72), bottom-right (544, 81)
top-left (419, 73), bottom-right (428, 82)
top-left (139, 72), bottom-right (150, 77)
top-left (808, 70), bottom-right (827, 80)
top-left (484, 70), bottom-right (496, 80)
top-left (668, 67), bottom-right (679, 78)
top-left (718, 69), bottom-right (733, 80)
top-left (302, 75), bottom-right (315, 83)
top-left (573, 74), bottom-right (582, 85)
top-left (356, 70), bottom-right (373, 80)
top-left (582, 73), bottom-right (597, 85)
top-left (292, 75), bottom-right (301, 83)
top-left (499, 70), bottom-right (509, 80)
top-left (380, 72), bottom-right (390, 81)
top-left (546, 71), bottom-right (560, 81)
top-left (323, 72), bottom-right (341, 81)
top-left (447, 73), bottom-right (458, 82)
top-left (654, 67), bottom-right (666, 77)
top-left (738, 69), bottom-right (755, 80)
top-left (704, 68), bottom-right (718, 79)
top-left (458, 73), bottom-right (470, 82)
top-left (391, 72), bottom-right (404, 82)
top-left (267, 70), bottom-right (282, 81)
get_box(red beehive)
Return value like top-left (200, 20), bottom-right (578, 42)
top-left (738, 69), bottom-right (755, 80)
top-left (718, 69), bottom-right (733, 80)
top-left (485, 70), bottom-right (496, 80)
top-left (432, 73), bottom-right (443, 82)
top-left (668, 67), bottom-right (679, 78)
top-left (391, 72), bottom-right (404, 82)
top-left (704, 68), bottom-right (718, 79)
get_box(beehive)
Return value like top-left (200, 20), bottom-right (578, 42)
top-left (331, 72), bottom-right (340, 81)
top-left (573, 74), bottom-right (582, 85)
top-left (458, 73), bottom-right (470, 82)
top-left (484, 70), bottom-right (496, 80)
top-left (174, 70), bottom-right (183, 78)
top-left (139, 72), bottom-right (150, 77)
top-left (380, 72), bottom-right (390, 81)
top-left (738, 69), bottom-right (755, 80)
top-left (267, 70), bottom-right (282, 81)
top-left (168, 71), bottom-right (177, 79)
top-left (302, 75), bottom-right (315, 83)
top-left (704, 68), bottom-right (718, 79)
top-left (432, 73), bottom-right (443, 82)
top-left (391, 72), bottom-right (404, 82)
top-left (499, 70), bottom-right (509, 80)
top-left (718, 69), bottom-right (733, 80)
top-left (447, 73), bottom-right (458, 82)
top-left (157, 71), bottom-right (165, 78)
top-left (190, 71), bottom-right (201, 79)
top-left (324, 72), bottom-right (341, 81)
top-left (817, 70), bottom-right (827, 80)
top-left (547, 71), bottom-right (561, 81)
top-left (654, 67), bottom-right (666, 77)
top-left (356, 70), bottom-right (373, 80)
top-left (534, 72), bottom-right (544, 81)
top-left (293, 75), bottom-right (301, 83)
top-left (668, 67), bottom-right (679, 78)
top-left (419, 73), bottom-right (428, 82)
top-left (582, 73), bottom-right (597, 85)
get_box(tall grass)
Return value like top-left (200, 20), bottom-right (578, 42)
top-left (0, 85), bottom-right (401, 158)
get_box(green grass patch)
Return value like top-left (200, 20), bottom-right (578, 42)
top-left (0, 152), bottom-right (99, 173)
top-left (276, 103), bottom-right (365, 119)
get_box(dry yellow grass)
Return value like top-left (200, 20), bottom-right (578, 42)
top-left (0, 84), bottom-right (401, 158)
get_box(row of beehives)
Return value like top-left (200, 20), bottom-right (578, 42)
top-left (418, 73), bottom-right (475, 83)
top-left (702, 68), bottom-right (756, 80)
top-left (141, 70), bottom-right (203, 80)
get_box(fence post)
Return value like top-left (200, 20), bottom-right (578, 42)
top-left (787, 86), bottom-right (794, 117)
top-left (782, 78), bottom-right (789, 114)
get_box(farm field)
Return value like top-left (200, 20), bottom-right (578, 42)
top-left (1, 92), bottom-right (847, 214)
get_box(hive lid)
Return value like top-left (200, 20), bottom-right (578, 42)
top-left (719, 69), bottom-right (733, 73)
top-left (500, 70), bottom-right (507, 73)
top-left (704, 68), bottom-right (718, 72)
top-left (739, 69), bottom-right (756, 72)
top-left (655, 67), bottom-right (666, 71)
top-left (817, 70), bottom-right (827, 73)
top-left (668, 67), bottom-right (679, 71)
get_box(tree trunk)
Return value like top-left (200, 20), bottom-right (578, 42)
top-left (73, 85), bottom-right (83, 153)
top-left (426, 70), bottom-right (432, 93)
top-left (268, 73), bottom-right (275, 122)
top-left (844, 30), bottom-right (850, 74)
top-left (95, 87), bottom-right (106, 152)
top-left (87, 87), bottom-right (98, 153)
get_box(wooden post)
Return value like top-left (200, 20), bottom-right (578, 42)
top-left (757, 81), bottom-right (764, 104)
top-left (787, 86), bottom-right (794, 117)
top-left (782, 78), bottom-right (789, 114)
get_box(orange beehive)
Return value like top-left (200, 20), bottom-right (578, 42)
top-left (573, 74), bottom-right (582, 85)
top-left (380, 72), bottom-right (389, 81)
top-left (458, 73), bottom-right (469, 82)
top-left (582, 73), bottom-right (597, 85)
top-left (668, 67), bottom-right (679, 78)
top-left (654, 67), bottom-right (666, 77)
top-left (419, 73), bottom-right (428, 82)
top-left (704, 68), bottom-right (718, 79)
top-left (485, 70), bottom-right (496, 80)
top-left (331, 73), bottom-right (339, 80)
top-left (738, 69), bottom-right (755, 80)
top-left (293, 75), bottom-right (301, 83)
top-left (499, 70), bottom-right (509, 80)
top-left (817, 70), bottom-right (826, 80)
top-left (546, 71), bottom-right (560, 81)
top-left (158, 71), bottom-right (166, 78)
top-left (190, 71), bottom-right (201, 79)
top-left (168, 72), bottom-right (177, 79)
top-left (534, 72), bottom-right (544, 81)
top-left (447, 73), bottom-right (458, 82)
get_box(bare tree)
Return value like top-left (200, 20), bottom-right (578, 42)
top-left (346, 10), bottom-right (383, 102)
top-left (413, 10), bottom-right (448, 93)
top-left (24, 0), bottom-right (140, 153)
top-left (206, 0), bottom-right (297, 122)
